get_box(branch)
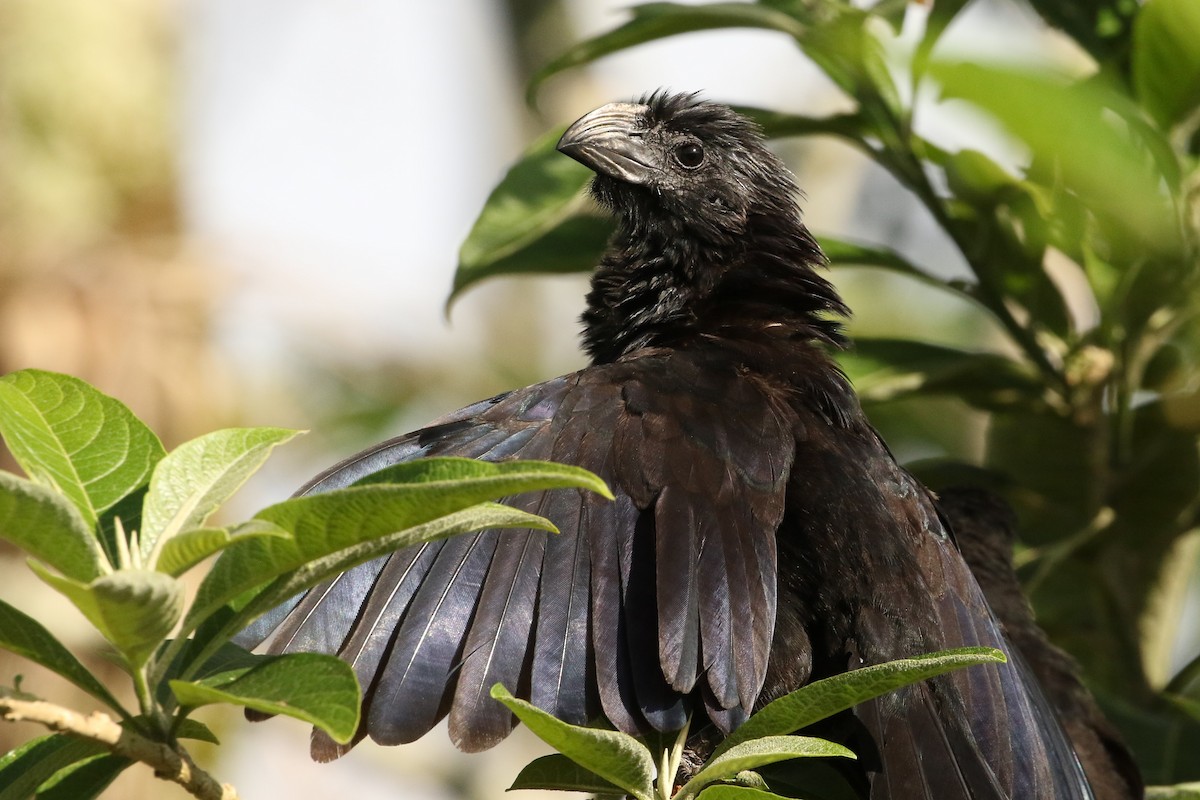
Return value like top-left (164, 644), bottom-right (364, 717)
top-left (1, 696), bottom-right (237, 800)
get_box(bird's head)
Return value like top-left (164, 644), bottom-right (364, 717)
top-left (558, 92), bottom-right (799, 244)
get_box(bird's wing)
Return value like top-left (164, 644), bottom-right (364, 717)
top-left (773, 419), bottom-right (1093, 800)
top-left (240, 350), bottom-right (796, 756)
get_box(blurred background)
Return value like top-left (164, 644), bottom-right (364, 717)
top-left (0, 0), bottom-right (1194, 797)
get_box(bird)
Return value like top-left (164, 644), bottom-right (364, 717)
top-left (938, 486), bottom-right (1143, 800)
top-left (241, 92), bottom-right (1096, 799)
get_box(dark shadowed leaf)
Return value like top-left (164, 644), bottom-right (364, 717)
top-left (35, 754), bottom-right (129, 800)
top-left (838, 338), bottom-right (1041, 408)
top-left (492, 684), bottom-right (656, 800)
top-left (170, 652), bottom-right (360, 744)
top-left (509, 753), bottom-right (626, 795)
top-left (0, 369), bottom-right (164, 529)
top-left (679, 736), bottom-right (854, 799)
top-left (696, 786), bottom-right (795, 800)
top-left (528, 3), bottom-right (806, 104)
top-left (452, 127), bottom-right (601, 302)
top-left (0, 598), bottom-right (124, 712)
top-left (0, 735), bottom-right (107, 800)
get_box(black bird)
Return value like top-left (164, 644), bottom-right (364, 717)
top-left (939, 487), bottom-right (1143, 800)
top-left (243, 93), bottom-right (1093, 798)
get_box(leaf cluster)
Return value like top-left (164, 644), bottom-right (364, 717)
top-left (0, 369), bottom-right (609, 799)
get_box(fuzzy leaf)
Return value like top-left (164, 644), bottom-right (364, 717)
top-left (139, 427), bottom-right (301, 563)
top-left (0, 472), bottom-right (107, 581)
top-left (713, 647), bottom-right (1006, 759)
top-left (155, 520), bottom-right (292, 577)
top-left (31, 566), bottom-right (184, 668)
top-left (0, 370), bottom-right (164, 529)
top-left (170, 652), bottom-right (360, 744)
top-left (491, 684), bottom-right (656, 800)
top-left (184, 458), bottom-right (608, 636)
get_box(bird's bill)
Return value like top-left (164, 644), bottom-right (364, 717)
top-left (557, 102), bottom-right (658, 184)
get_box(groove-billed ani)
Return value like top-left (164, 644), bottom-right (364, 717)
top-left (242, 93), bottom-right (1095, 798)
top-left (939, 487), bottom-right (1142, 799)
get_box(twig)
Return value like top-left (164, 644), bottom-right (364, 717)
top-left (1, 696), bottom-right (237, 800)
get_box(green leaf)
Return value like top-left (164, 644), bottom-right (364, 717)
top-left (1133, 0), bottom-right (1200, 130)
top-left (35, 754), bottom-right (129, 800)
top-left (451, 127), bottom-right (606, 302)
top-left (679, 736), bottom-right (854, 800)
top-left (155, 520), bottom-right (293, 577)
top-left (0, 598), bottom-right (124, 713)
top-left (170, 652), bottom-right (360, 744)
top-left (183, 458), bottom-right (609, 636)
top-left (490, 684), bottom-right (656, 800)
top-left (838, 338), bottom-right (1042, 408)
top-left (174, 718), bottom-right (220, 745)
top-left (0, 369), bottom-right (165, 529)
top-left (528, 3), bottom-right (805, 104)
top-left (0, 472), bottom-right (107, 581)
top-left (712, 647), bottom-right (1006, 759)
top-left (30, 566), bottom-right (184, 668)
top-left (508, 753), bottom-right (627, 795)
top-left (696, 786), bottom-right (795, 800)
top-left (0, 735), bottom-right (106, 800)
top-left (933, 63), bottom-right (1177, 250)
top-left (140, 427), bottom-right (302, 564)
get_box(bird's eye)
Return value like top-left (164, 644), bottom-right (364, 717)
top-left (673, 142), bottom-right (705, 169)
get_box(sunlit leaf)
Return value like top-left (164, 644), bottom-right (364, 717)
top-left (1133, 0), bottom-right (1200, 130)
top-left (139, 427), bottom-right (301, 563)
top-left (183, 458), bottom-right (609, 640)
top-left (712, 647), bottom-right (1006, 759)
top-left (170, 652), bottom-right (360, 744)
top-left (30, 566), bottom-right (184, 668)
top-left (0, 472), bottom-right (107, 581)
top-left (934, 63), bottom-right (1177, 250)
top-left (491, 684), bottom-right (656, 800)
top-left (155, 520), bottom-right (292, 577)
top-left (0, 369), bottom-right (164, 529)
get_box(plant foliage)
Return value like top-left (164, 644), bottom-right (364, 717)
top-left (0, 369), bottom-right (609, 799)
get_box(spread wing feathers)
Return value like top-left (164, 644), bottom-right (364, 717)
top-left (252, 352), bottom-right (796, 753)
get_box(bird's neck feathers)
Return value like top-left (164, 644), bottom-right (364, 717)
top-left (580, 200), bottom-right (849, 366)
